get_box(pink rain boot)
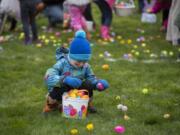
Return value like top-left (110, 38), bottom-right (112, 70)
top-left (106, 0), bottom-right (115, 9)
top-left (100, 25), bottom-right (112, 40)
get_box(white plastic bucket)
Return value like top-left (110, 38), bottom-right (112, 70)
top-left (62, 92), bottom-right (89, 119)
top-left (86, 21), bottom-right (93, 31)
top-left (141, 13), bottom-right (157, 23)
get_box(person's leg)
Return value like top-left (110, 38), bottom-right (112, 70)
top-left (84, 3), bottom-right (94, 22)
top-left (138, 0), bottom-right (145, 12)
top-left (94, 0), bottom-right (112, 39)
top-left (79, 80), bottom-right (97, 113)
top-left (84, 3), bottom-right (96, 30)
top-left (43, 84), bottom-right (71, 113)
top-left (19, 1), bottom-right (31, 44)
top-left (29, 3), bottom-right (38, 41)
top-left (69, 5), bottom-right (83, 31)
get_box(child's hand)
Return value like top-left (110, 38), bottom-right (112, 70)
top-left (96, 80), bottom-right (109, 91)
top-left (63, 76), bottom-right (82, 88)
top-left (146, 8), bottom-right (152, 13)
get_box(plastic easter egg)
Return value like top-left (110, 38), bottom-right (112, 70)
top-left (169, 51), bottom-right (174, 56)
top-left (99, 54), bottom-right (104, 58)
top-left (117, 104), bottom-right (123, 110)
top-left (133, 45), bottom-right (138, 49)
top-left (86, 123), bottom-right (94, 131)
top-left (127, 39), bottom-right (132, 44)
top-left (97, 83), bottom-right (104, 90)
top-left (142, 88), bottom-right (148, 94)
top-left (115, 96), bottom-right (121, 100)
top-left (102, 64), bottom-right (109, 70)
top-left (121, 105), bottom-right (128, 112)
top-left (163, 113), bottom-right (170, 119)
top-left (135, 51), bottom-right (140, 56)
top-left (141, 43), bottom-right (146, 47)
top-left (124, 114), bottom-right (130, 120)
top-left (69, 93), bottom-right (77, 98)
top-left (117, 35), bottom-right (122, 40)
top-left (70, 129), bottom-right (78, 135)
top-left (120, 40), bottom-right (125, 44)
top-left (81, 95), bottom-right (89, 99)
top-left (36, 43), bottom-right (42, 48)
top-left (55, 32), bottom-right (60, 37)
top-left (114, 125), bottom-right (125, 134)
top-left (44, 39), bottom-right (49, 44)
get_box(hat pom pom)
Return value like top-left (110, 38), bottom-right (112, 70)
top-left (75, 30), bottom-right (86, 38)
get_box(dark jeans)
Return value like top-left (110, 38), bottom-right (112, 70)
top-left (19, 1), bottom-right (38, 41)
top-left (84, 0), bottom-right (112, 27)
top-left (49, 80), bottom-right (95, 101)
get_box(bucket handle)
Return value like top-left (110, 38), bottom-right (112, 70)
top-left (78, 90), bottom-right (89, 96)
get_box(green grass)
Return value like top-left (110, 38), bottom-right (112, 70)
top-left (0, 5), bottom-right (180, 135)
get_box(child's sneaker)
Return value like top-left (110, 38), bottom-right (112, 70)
top-left (42, 96), bottom-right (59, 114)
top-left (43, 101), bottom-right (59, 113)
top-left (24, 38), bottom-right (32, 45)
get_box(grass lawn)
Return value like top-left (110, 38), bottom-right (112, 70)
top-left (0, 4), bottom-right (180, 135)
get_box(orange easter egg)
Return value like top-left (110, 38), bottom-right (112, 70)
top-left (102, 64), bottom-right (109, 70)
top-left (81, 95), bottom-right (89, 99)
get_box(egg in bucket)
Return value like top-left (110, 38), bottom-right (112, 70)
top-left (62, 89), bottom-right (89, 119)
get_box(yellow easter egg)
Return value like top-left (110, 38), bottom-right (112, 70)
top-left (86, 123), bottom-right (94, 131)
top-left (127, 39), bottom-right (132, 44)
top-left (69, 93), bottom-right (76, 98)
top-left (117, 35), bottom-right (122, 40)
top-left (102, 64), bottom-right (109, 70)
top-left (70, 129), bottom-right (78, 135)
top-left (120, 40), bottom-right (125, 44)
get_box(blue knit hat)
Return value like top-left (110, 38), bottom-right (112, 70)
top-left (69, 30), bottom-right (91, 61)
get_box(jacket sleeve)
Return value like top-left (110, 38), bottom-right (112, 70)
top-left (175, 11), bottom-right (180, 29)
top-left (84, 64), bottom-right (98, 85)
top-left (44, 60), bottom-right (65, 90)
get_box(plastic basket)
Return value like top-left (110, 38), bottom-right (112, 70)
top-left (114, 0), bottom-right (135, 16)
top-left (62, 90), bottom-right (89, 119)
top-left (141, 13), bottom-right (157, 23)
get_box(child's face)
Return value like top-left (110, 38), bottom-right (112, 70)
top-left (70, 60), bottom-right (86, 68)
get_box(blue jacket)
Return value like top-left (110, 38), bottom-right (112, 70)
top-left (44, 47), bottom-right (97, 91)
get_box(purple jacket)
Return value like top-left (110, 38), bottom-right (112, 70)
top-left (151, 0), bottom-right (171, 13)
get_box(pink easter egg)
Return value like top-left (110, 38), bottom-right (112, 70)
top-left (55, 32), bottom-right (61, 37)
top-left (97, 83), bottom-right (104, 90)
top-left (114, 125), bottom-right (125, 134)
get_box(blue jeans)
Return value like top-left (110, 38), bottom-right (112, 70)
top-left (44, 5), bottom-right (63, 26)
